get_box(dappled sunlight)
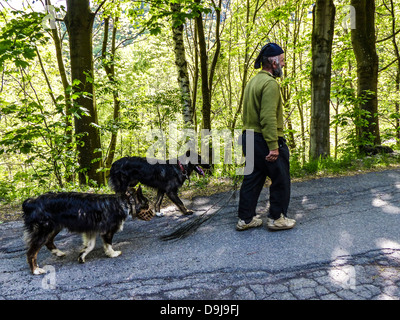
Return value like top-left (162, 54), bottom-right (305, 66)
top-left (328, 237), bottom-right (400, 299)
top-left (387, 172), bottom-right (400, 189)
top-left (329, 247), bottom-right (356, 290)
top-left (376, 238), bottom-right (400, 249)
top-left (329, 231), bottom-right (356, 290)
top-left (376, 238), bottom-right (400, 260)
top-left (301, 196), bottom-right (318, 210)
top-left (292, 195), bottom-right (318, 222)
top-left (371, 195), bottom-right (400, 214)
top-left (375, 238), bottom-right (400, 300)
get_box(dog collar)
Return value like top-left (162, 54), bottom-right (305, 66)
top-left (177, 160), bottom-right (188, 179)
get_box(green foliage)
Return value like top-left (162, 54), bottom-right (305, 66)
top-left (0, 98), bottom-right (77, 187)
top-left (0, 0), bottom-right (400, 210)
top-left (0, 11), bottom-right (48, 69)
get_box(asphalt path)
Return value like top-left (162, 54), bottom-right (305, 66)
top-left (1, 169), bottom-right (400, 301)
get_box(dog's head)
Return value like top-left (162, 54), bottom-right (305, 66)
top-left (126, 186), bottom-right (154, 221)
top-left (180, 150), bottom-right (211, 177)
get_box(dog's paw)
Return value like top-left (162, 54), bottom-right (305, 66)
top-left (33, 267), bottom-right (46, 275)
top-left (78, 255), bottom-right (85, 264)
top-left (184, 210), bottom-right (194, 215)
top-left (155, 211), bottom-right (164, 217)
top-left (51, 249), bottom-right (66, 257)
top-left (104, 244), bottom-right (122, 258)
top-left (109, 250), bottom-right (122, 258)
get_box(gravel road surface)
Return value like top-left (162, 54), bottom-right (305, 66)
top-left (1, 169), bottom-right (400, 301)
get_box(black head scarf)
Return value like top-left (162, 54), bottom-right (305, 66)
top-left (254, 43), bottom-right (284, 69)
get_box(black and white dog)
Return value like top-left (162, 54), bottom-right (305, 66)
top-left (23, 186), bottom-right (151, 275)
top-left (109, 151), bottom-right (210, 216)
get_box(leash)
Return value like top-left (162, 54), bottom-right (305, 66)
top-left (160, 177), bottom-right (241, 241)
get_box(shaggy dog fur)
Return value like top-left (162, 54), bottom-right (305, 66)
top-left (109, 152), bottom-right (210, 215)
top-left (23, 187), bottom-right (151, 275)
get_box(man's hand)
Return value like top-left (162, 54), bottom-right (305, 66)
top-left (266, 149), bottom-right (279, 162)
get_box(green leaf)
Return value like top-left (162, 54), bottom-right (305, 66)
top-left (14, 59), bottom-right (29, 68)
top-left (20, 143), bottom-right (33, 154)
top-left (22, 48), bottom-right (36, 60)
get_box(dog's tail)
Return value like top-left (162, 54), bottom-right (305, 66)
top-left (22, 198), bottom-right (36, 220)
top-left (22, 197), bottom-right (52, 232)
top-left (22, 198), bottom-right (38, 244)
top-left (108, 159), bottom-right (128, 193)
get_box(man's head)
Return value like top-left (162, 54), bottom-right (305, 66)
top-left (254, 43), bottom-right (285, 78)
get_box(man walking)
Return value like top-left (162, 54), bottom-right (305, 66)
top-left (237, 43), bottom-right (296, 231)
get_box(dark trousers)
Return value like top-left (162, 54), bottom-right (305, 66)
top-left (238, 131), bottom-right (290, 223)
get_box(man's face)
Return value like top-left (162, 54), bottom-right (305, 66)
top-left (273, 53), bottom-right (285, 78)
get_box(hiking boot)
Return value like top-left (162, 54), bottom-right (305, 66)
top-left (236, 216), bottom-right (263, 231)
top-left (267, 214), bottom-right (296, 231)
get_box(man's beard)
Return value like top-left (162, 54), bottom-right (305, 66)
top-left (273, 65), bottom-right (283, 78)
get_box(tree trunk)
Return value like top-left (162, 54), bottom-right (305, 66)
top-left (65, 0), bottom-right (104, 185)
top-left (194, 2), bottom-right (211, 132)
top-left (45, 0), bottom-right (73, 182)
top-left (310, 0), bottom-right (335, 160)
top-left (388, 0), bottom-right (400, 144)
top-left (351, 0), bottom-right (380, 146)
top-left (192, 22), bottom-right (199, 130)
top-left (102, 17), bottom-right (120, 170)
top-left (208, 0), bottom-right (222, 96)
top-left (171, 3), bottom-right (193, 127)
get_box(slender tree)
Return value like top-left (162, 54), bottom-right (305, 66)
top-left (102, 16), bottom-right (121, 170)
top-left (45, 0), bottom-right (73, 182)
top-left (170, 2), bottom-right (193, 127)
top-left (194, 0), bottom-right (211, 132)
top-left (171, 3), bottom-right (193, 126)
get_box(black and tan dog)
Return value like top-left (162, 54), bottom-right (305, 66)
top-left (23, 187), bottom-right (152, 275)
top-left (109, 151), bottom-right (210, 216)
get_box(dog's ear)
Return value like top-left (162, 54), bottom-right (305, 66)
top-left (182, 149), bottom-right (199, 165)
top-left (137, 185), bottom-right (143, 197)
top-left (136, 185), bottom-right (147, 203)
top-left (198, 154), bottom-right (206, 166)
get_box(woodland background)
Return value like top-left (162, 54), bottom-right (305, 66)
top-left (0, 0), bottom-right (400, 205)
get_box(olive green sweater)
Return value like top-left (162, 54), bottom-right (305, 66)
top-left (242, 70), bottom-right (283, 150)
